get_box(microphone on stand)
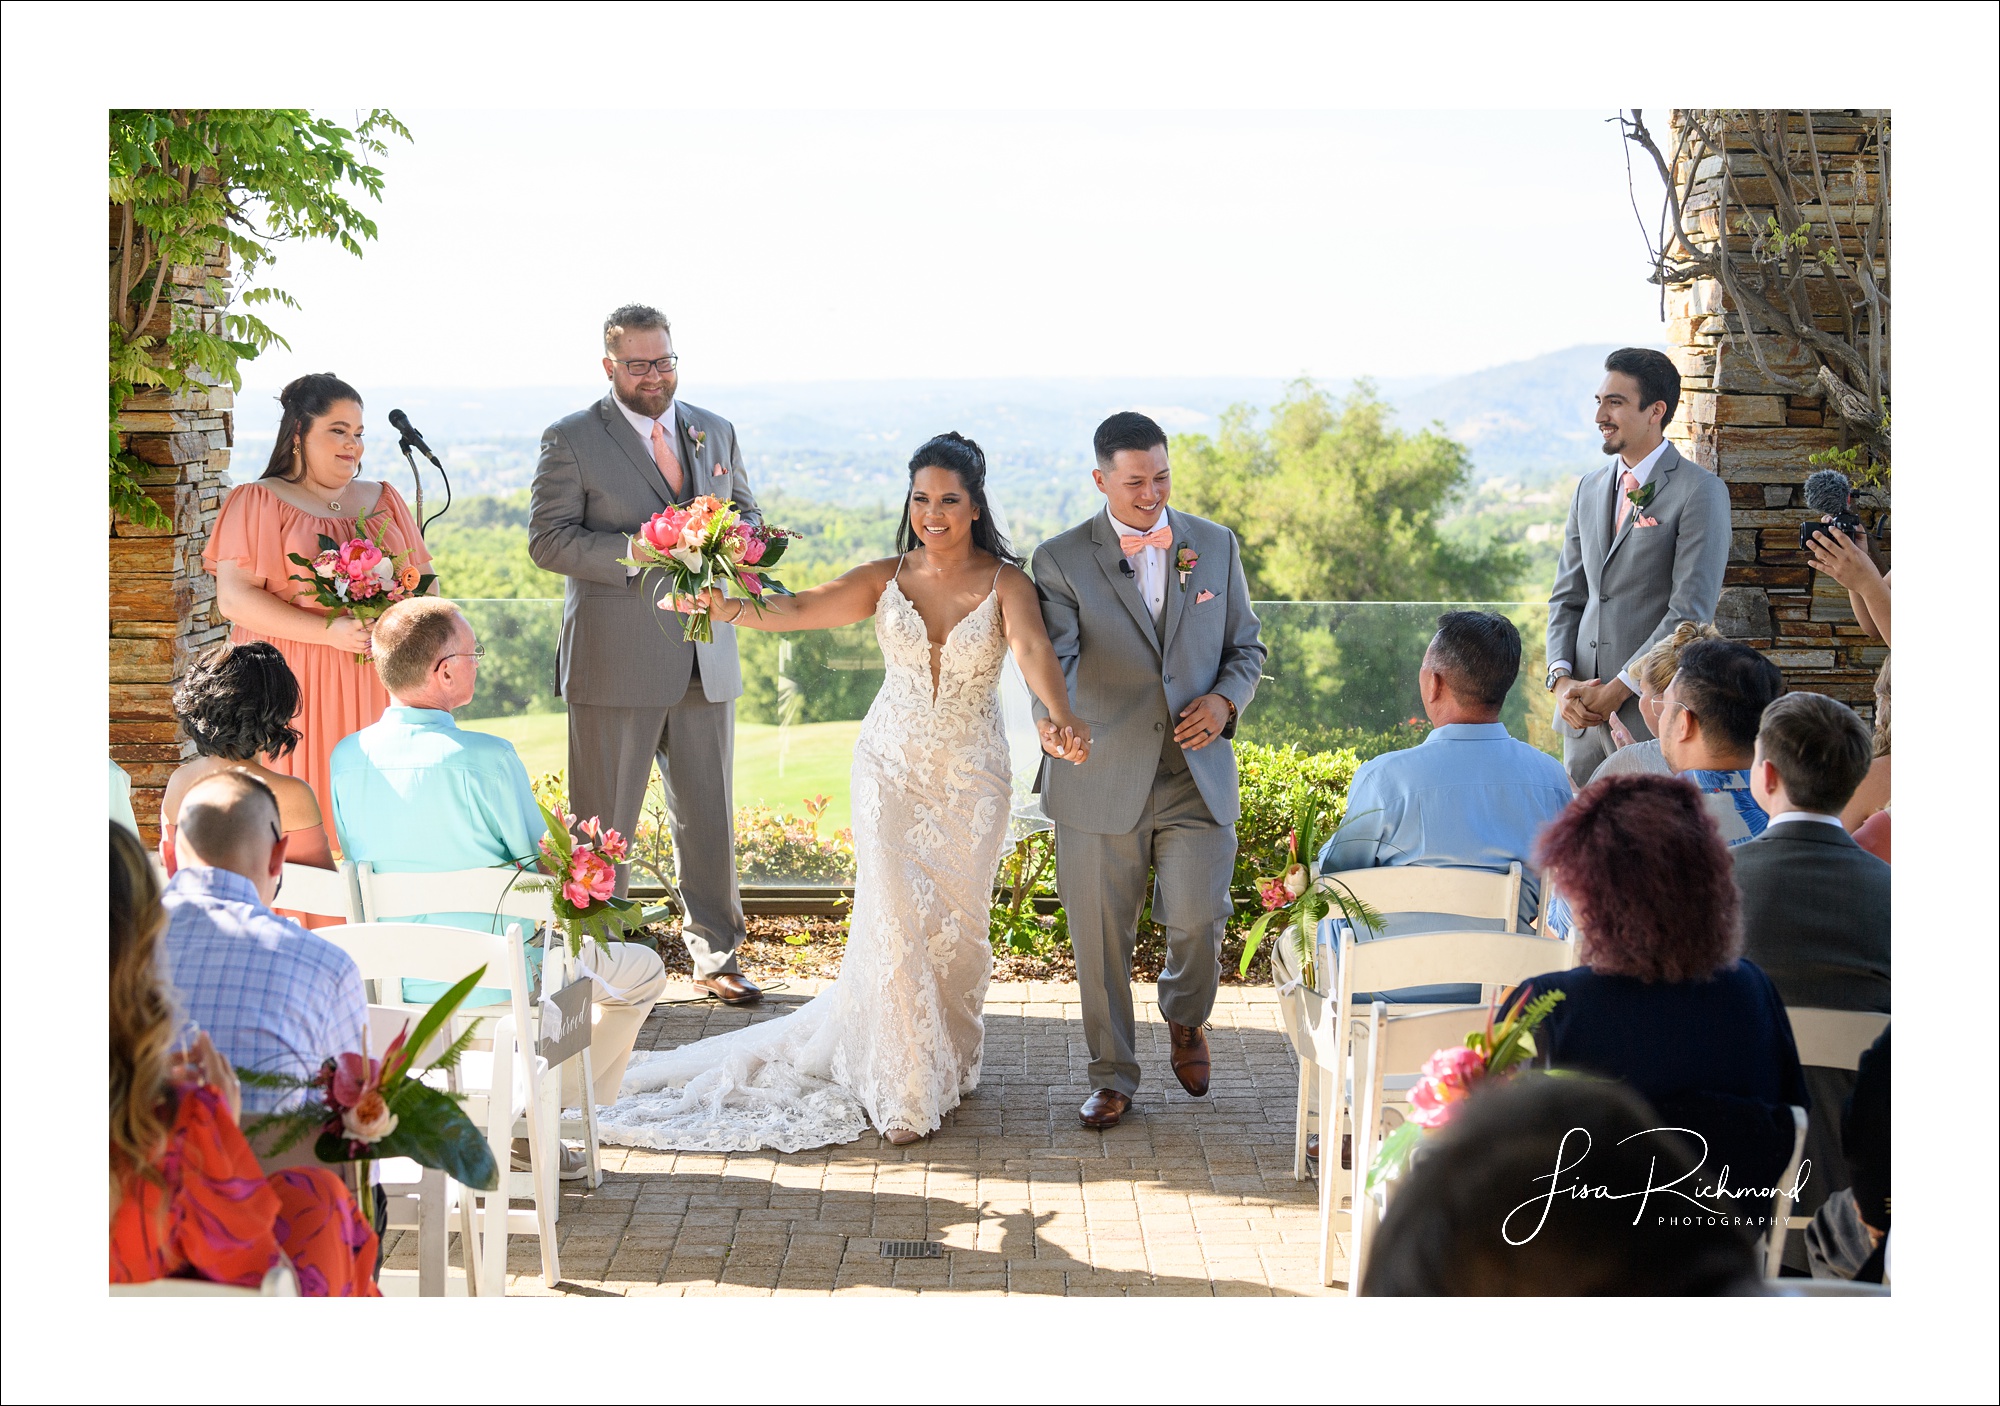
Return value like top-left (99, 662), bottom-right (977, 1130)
top-left (389, 409), bottom-right (452, 535)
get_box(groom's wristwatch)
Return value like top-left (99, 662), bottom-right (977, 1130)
top-left (1545, 666), bottom-right (1571, 693)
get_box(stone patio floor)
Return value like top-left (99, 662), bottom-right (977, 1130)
top-left (381, 980), bottom-right (1348, 1296)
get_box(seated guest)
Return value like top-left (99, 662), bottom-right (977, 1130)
top-left (162, 770), bottom-right (369, 1120)
top-left (1509, 775), bottom-right (1810, 1199)
top-left (112, 821), bottom-right (379, 1294)
top-left (1739, 691), bottom-right (1890, 1012)
top-left (1843, 657), bottom-right (1891, 838)
top-left (1657, 637), bottom-right (1785, 846)
top-left (1852, 805), bottom-right (1890, 863)
top-left (1738, 691), bottom-right (1890, 1258)
top-left (1362, 1074), bottom-right (1758, 1296)
top-left (1318, 610), bottom-right (1573, 932)
top-left (1589, 620), bottom-right (1721, 782)
top-left (331, 597), bottom-right (667, 1128)
top-left (161, 640), bottom-right (337, 927)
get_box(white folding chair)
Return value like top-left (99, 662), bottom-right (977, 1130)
top-left (1773, 1007), bottom-right (1891, 1260)
top-left (315, 919), bottom-right (551, 1298)
top-left (1274, 864), bottom-right (1533, 1183)
top-left (278, 861), bottom-right (361, 922)
top-left (357, 864), bottom-right (604, 1188)
top-left (1317, 925), bottom-right (1574, 1289)
top-left (110, 1262), bottom-right (298, 1296)
top-left (1767, 1106), bottom-right (1810, 1278)
top-left (1343, 1002), bottom-right (1490, 1295)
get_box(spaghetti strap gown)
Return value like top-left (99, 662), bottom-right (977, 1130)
top-left (201, 481), bottom-right (433, 825)
top-left (599, 570), bottom-right (1014, 1150)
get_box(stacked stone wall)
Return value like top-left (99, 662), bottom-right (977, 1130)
top-left (1661, 109), bottom-right (1889, 720)
top-left (110, 217), bottom-right (233, 845)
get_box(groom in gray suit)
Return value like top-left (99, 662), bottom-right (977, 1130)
top-left (528, 304), bottom-right (762, 1004)
top-left (1033, 413), bottom-right (1266, 1128)
top-left (1547, 347), bottom-right (1732, 789)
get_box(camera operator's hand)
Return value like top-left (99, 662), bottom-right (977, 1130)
top-left (1809, 516), bottom-right (1891, 646)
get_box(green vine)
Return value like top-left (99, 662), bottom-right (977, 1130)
top-left (108, 109), bottom-right (410, 527)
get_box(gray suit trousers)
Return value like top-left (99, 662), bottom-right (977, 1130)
top-left (1561, 720), bottom-right (1619, 791)
top-left (1056, 761), bottom-right (1237, 1097)
top-left (566, 680), bottom-right (745, 979)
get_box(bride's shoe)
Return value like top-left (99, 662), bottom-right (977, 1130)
top-left (883, 1127), bottom-right (924, 1147)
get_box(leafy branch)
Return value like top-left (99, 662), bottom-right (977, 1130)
top-left (108, 109), bottom-right (410, 527)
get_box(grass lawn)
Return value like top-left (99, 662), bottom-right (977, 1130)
top-left (461, 712), bottom-right (864, 832)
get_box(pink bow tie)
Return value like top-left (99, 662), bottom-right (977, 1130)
top-left (1120, 525), bottom-right (1174, 556)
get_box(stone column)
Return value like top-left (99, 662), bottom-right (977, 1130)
top-left (110, 233), bottom-right (234, 846)
top-left (1661, 110), bottom-right (1889, 721)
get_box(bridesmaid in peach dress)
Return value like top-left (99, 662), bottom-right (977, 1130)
top-left (203, 374), bottom-right (436, 829)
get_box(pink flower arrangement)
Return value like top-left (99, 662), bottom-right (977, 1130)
top-left (288, 511), bottom-right (435, 660)
top-left (527, 802), bottom-right (644, 955)
top-left (1408, 1045), bottom-right (1487, 1129)
top-left (620, 495), bottom-right (799, 642)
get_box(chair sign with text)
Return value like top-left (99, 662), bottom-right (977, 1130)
top-left (538, 978), bottom-right (593, 1067)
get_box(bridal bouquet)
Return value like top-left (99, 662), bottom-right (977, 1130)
top-left (617, 496), bottom-right (800, 642)
top-left (1236, 783), bottom-right (1385, 992)
top-left (1364, 986), bottom-right (1567, 1195)
top-left (287, 511), bottom-right (436, 660)
top-left (239, 967), bottom-right (499, 1191)
top-left (515, 799), bottom-right (646, 955)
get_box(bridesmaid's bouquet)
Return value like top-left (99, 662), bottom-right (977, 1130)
top-left (617, 495), bottom-right (799, 642)
top-left (287, 511), bottom-right (435, 660)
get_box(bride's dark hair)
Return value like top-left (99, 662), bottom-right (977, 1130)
top-left (897, 432), bottom-right (1019, 565)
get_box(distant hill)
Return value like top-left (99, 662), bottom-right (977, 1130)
top-left (236, 345), bottom-right (1651, 511)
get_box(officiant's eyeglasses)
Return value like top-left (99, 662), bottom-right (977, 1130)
top-left (434, 644), bottom-right (486, 671)
top-left (615, 355), bottom-right (679, 375)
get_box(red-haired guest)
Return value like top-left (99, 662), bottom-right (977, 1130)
top-left (1503, 774), bottom-right (1809, 1196)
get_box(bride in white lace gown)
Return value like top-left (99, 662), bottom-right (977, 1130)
top-left (597, 434), bottom-right (1090, 1151)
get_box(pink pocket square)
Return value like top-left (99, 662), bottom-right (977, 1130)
top-left (711, 464), bottom-right (728, 477)
top-left (1195, 589), bottom-right (1215, 603)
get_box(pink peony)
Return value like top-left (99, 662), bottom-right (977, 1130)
top-left (563, 846), bottom-right (616, 907)
top-left (1408, 1045), bottom-right (1487, 1129)
top-left (640, 508), bottom-right (691, 556)
top-left (336, 538), bottom-right (384, 575)
top-left (740, 531), bottom-right (768, 566)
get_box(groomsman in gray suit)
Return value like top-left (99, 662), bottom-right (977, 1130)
top-left (1033, 413), bottom-right (1267, 1128)
top-left (528, 305), bottom-right (762, 1004)
top-left (1547, 348), bottom-right (1732, 789)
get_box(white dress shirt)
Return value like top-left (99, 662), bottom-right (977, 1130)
top-left (1110, 510), bottom-right (1169, 621)
top-left (617, 395), bottom-right (679, 576)
top-left (1765, 810), bottom-right (1846, 829)
top-left (1552, 437), bottom-right (1677, 689)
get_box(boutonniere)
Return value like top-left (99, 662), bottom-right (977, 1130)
top-left (1174, 543), bottom-right (1199, 590)
top-left (1624, 478), bottom-right (1661, 530)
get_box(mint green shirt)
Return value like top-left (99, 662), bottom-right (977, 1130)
top-left (330, 707), bottom-right (546, 1005)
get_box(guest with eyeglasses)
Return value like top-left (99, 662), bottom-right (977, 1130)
top-left (203, 373), bottom-right (437, 827)
top-left (331, 599), bottom-right (666, 1171)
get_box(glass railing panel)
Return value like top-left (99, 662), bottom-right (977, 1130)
top-left (452, 599), bottom-right (1559, 887)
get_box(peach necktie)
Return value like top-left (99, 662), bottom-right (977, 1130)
top-left (651, 420), bottom-right (685, 498)
top-left (1614, 470), bottom-right (1640, 533)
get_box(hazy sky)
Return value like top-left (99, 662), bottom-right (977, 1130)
top-left (242, 108), bottom-right (1665, 395)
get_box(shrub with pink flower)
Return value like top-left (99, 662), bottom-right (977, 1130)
top-left (288, 510), bottom-right (435, 660)
top-left (619, 494), bottom-right (800, 642)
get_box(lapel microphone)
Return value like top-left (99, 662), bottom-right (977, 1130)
top-left (1119, 559), bottom-right (1136, 579)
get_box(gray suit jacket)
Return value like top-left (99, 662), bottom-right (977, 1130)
top-left (1546, 442), bottom-right (1731, 740)
top-left (1031, 507), bottom-right (1266, 833)
top-left (1733, 820), bottom-right (1891, 1013)
top-left (528, 394), bottom-right (760, 709)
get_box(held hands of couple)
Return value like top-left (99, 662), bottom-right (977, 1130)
top-left (1037, 716), bottom-right (1092, 765)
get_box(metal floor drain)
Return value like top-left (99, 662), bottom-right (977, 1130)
top-left (879, 1240), bottom-right (944, 1259)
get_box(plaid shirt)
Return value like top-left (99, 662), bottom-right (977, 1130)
top-left (161, 866), bottom-right (368, 1115)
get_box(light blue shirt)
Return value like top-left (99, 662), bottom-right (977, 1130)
top-left (1317, 722), bottom-right (1574, 931)
top-left (162, 866), bottom-right (368, 1115)
top-left (331, 706), bottom-right (546, 1004)
top-left (1684, 767), bottom-right (1769, 847)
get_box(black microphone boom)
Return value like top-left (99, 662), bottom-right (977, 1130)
top-left (389, 408), bottom-right (452, 535)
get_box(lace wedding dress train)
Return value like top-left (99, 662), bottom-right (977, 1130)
top-left (596, 574), bottom-right (1013, 1152)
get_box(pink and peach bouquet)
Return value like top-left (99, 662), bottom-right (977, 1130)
top-left (237, 967), bottom-right (499, 1191)
top-left (618, 495), bottom-right (800, 642)
top-left (520, 799), bottom-right (645, 955)
top-left (1365, 985), bottom-right (1568, 1194)
top-left (287, 511), bottom-right (435, 660)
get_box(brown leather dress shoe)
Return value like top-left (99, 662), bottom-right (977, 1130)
top-left (695, 973), bottom-right (763, 1005)
top-left (1168, 1020), bottom-right (1211, 1097)
top-left (1079, 1089), bottom-right (1131, 1128)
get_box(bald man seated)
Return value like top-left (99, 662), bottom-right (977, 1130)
top-left (161, 769), bottom-right (369, 1125)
